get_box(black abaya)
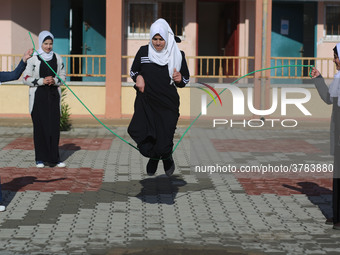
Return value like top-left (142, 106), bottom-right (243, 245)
top-left (31, 54), bottom-right (61, 164)
top-left (128, 45), bottom-right (189, 159)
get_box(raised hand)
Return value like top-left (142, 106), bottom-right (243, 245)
top-left (23, 48), bottom-right (34, 63)
top-left (310, 67), bottom-right (321, 78)
top-left (173, 68), bottom-right (182, 83)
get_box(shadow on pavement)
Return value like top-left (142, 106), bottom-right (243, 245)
top-left (282, 181), bottom-right (332, 219)
top-left (59, 142), bottom-right (81, 161)
top-left (136, 175), bottom-right (187, 205)
top-left (2, 176), bottom-right (66, 206)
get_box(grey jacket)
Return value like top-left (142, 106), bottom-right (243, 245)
top-left (313, 75), bottom-right (335, 155)
top-left (22, 53), bottom-right (66, 114)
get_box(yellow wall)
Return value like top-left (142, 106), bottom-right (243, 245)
top-left (0, 84), bottom-right (191, 118)
top-left (64, 86), bottom-right (106, 116)
top-left (0, 83), bottom-right (332, 121)
top-left (0, 84), bottom-right (106, 117)
top-left (0, 85), bottom-right (29, 114)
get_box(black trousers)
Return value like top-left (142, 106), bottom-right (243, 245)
top-left (333, 98), bottom-right (340, 223)
top-left (31, 86), bottom-right (61, 164)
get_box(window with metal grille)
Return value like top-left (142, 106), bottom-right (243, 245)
top-left (325, 5), bottom-right (340, 36)
top-left (129, 3), bottom-right (154, 36)
top-left (159, 2), bottom-right (183, 36)
top-left (128, 1), bottom-right (184, 38)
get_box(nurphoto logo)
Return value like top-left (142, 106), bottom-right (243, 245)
top-left (199, 84), bottom-right (312, 128)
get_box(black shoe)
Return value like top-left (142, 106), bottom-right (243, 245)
top-left (333, 222), bottom-right (340, 230)
top-left (147, 159), bottom-right (159, 176)
top-left (326, 218), bottom-right (333, 225)
top-left (163, 155), bottom-right (175, 177)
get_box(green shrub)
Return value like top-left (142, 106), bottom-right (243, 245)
top-left (60, 86), bottom-right (72, 131)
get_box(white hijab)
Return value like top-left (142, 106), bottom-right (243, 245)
top-left (329, 43), bottom-right (340, 106)
top-left (148, 18), bottom-right (182, 84)
top-left (34, 31), bottom-right (54, 61)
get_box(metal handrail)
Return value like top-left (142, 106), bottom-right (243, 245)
top-left (1, 54), bottom-right (337, 80)
top-left (270, 57), bottom-right (337, 79)
top-left (61, 54), bottom-right (106, 77)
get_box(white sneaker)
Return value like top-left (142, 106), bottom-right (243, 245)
top-left (36, 161), bottom-right (45, 168)
top-left (57, 162), bottom-right (66, 168)
top-left (0, 205), bottom-right (6, 212)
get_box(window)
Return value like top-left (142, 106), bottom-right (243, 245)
top-left (325, 5), bottom-right (340, 37)
top-left (159, 2), bottom-right (183, 36)
top-left (128, 1), bottom-right (184, 38)
top-left (129, 3), bottom-right (155, 35)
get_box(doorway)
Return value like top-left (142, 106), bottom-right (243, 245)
top-left (271, 2), bottom-right (316, 83)
top-left (197, 1), bottom-right (239, 78)
top-left (51, 0), bottom-right (106, 81)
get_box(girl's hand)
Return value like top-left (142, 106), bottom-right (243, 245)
top-left (22, 49), bottom-right (34, 63)
top-left (43, 76), bottom-right (55, 86)
top-left (173, 68), bottom-right (182, 83)
top-left (136, 75), bottom-right (145, 93)
top-left (311, 67), bottom-right (321, 78)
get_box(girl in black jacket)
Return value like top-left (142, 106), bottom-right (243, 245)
top-left (128, 19), bottom-right (190, 177)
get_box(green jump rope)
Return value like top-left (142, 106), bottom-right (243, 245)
top-left (29, 32), bottom-right (314, 160)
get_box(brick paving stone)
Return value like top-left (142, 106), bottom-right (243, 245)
top-left (0, 124), bottom-right (340, 254)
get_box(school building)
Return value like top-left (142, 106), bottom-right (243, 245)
top-left (0, 0), bottom-right (339, 120)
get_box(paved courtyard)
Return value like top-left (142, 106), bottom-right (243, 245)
top-left (0, 119), bottom-right (339, 254)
